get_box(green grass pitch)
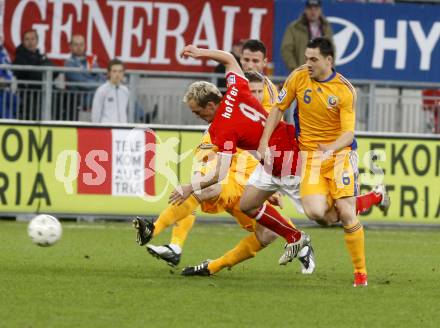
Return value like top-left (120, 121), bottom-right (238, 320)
top-left (1, 220), bottom-right (439, 328)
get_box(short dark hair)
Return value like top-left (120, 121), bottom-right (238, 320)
top-left (22, 29), bottom-right (38, 41)
top-left (307, 37), bottom-right (335, 58)
top-left (107, 58), bottom-right (124, 72)
top-left (242, 39), bottom-right (267, 58)
top-left (244, 71), bottom-right (264, 84)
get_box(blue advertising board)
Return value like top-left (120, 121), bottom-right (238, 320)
top-left (273, 1), bottom-right (440, 82)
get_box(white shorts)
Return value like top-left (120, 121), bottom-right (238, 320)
top-left (247, 164), bottom-right (304, 213)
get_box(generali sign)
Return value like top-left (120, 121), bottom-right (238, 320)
top-left (3, 0), bottom-right (273, 72)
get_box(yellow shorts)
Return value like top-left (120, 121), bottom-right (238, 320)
top-left (300, 150), bottom-right (359, 200)
top-left (200, 175), bottom-right (256, 232)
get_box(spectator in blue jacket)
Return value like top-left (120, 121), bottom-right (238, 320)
top-left (63, 34), bottom-right (105, 119)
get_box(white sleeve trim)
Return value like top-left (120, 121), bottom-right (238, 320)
top-left (226, 71), bottom-right (249, 82)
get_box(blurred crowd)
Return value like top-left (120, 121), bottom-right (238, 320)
top-left (0, 0), bottom-right (438, 133)
top-left (0, 29), bottom-right (141, 123)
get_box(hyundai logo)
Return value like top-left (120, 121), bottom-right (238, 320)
top-left (328, 17), bottom-right (364, 65)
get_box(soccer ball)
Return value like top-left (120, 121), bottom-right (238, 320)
top-left (27, 214), bottom-right (62, 247)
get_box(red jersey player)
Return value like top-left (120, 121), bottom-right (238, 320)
top-left (170, 45), bottom-right (311, 265)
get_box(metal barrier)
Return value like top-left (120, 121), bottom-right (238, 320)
top-left (0, 64), bottom-right (439, 133)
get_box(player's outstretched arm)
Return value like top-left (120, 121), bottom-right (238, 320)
top-left (169, 153), bottom-right (232, 205)
top-left (257, 107), bottom-right (284, 160)
top-left (180, 45), bottom-right (243, 76)
top-left (317, 131), bottom-right (354, 153)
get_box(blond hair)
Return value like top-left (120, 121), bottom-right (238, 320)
top-left (183, 81), bottom-right (222, 107)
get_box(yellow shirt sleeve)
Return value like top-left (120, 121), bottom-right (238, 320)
top-left (340, 87), bottom-right (357, 133)
top-left (277, 66), bottom-right (308, 111)
top-left (262, 77), bottom-right (278, 112)
top-left (277, 72), bottom-right (298, 111)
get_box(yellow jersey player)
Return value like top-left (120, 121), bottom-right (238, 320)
top-left (258, 37), bottom-right (369, 287)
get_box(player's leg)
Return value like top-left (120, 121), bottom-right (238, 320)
top-left (332, 151), bottom-right (367, 287)
top-left (206, 232), bottom-right (264, 275)
top-left (146, 214), bottom-right (196, 267)
top-left (301, 194), bottom-right (329, 221)
top-left (276, 175), bottom-right (316, 273)
top-left (356, 184), bottom-right (391, 215)
top-left (146, 184), bottom-right (224, 267)
top-left (183, 215), bottom-right (278, 276)
top-left (170, 215), bottom-right (196, 250)
top-left (159, 184), bottom-right (222, 247)
top-left (319, 184), bottom-right (391, 227)
top-left (181, 201), bottom-right (264, 276)
top-left (147, 184), bottom-right (222, 262)
top-left (205, 199), bottom-right (284, 274)
top-left (153, 195), bottom-right (200, 237)
top-left (240, 184), bottom-right (302, 244)
top-left (133, 194), bottom-right (200, 246)
top-left (240, 165), bottom-right (310, 264)
top-left (145, 186), bottom-right (224, 266)
top-left (240, 166), bottom-right (301, 241)
top-left (300, 153), bottom-right (331, 222)
top-left (179, 180), bottom-right (261, 274)
top-left (308, 195), bottom-right (338, 226)
top-left (335, 196), bottom-right (367, 287)
top-left (300, 152), bottom-right (343, 228)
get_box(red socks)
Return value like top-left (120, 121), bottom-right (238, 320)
top-left (255, 204), bottom-right (301, 243)
top-left (356, 191), bottom-right (382, 215)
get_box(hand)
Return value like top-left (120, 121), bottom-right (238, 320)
top-left (180, 45), bottom-right (202, 59)
top-left (317, 143), bottom-right (331, 152)
top-left (268, 192), bottom-right (284, 209)
top-left (169, 184), bottom-right (193, 205)
top-left (257, 142), bottom-right (268, 162)
top-left (317, 143), bottom-right (334, 161)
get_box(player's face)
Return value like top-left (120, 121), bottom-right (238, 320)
top-left (249, 81), bottom-right (264, 103)
top-left (304, 47), bottom-right (333, 80)
top-left (187, 99), bottom-right (216, 123)
top-left (240, 49), bottom-right (266, 73)
top-left (108, 64), bottom-right (124, 85)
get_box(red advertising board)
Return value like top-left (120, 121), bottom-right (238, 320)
top-left (3, 0), bottom-right (273, 72)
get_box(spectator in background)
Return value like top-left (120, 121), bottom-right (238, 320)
top-left (13, 29), bottom-right (56, 120)
top-left (214, 39), bottom-right (244, 90)
top-left (63, 34), bottom-right (105, 120)
top-left (281, 0), bottom-right (333, 72)
top-left (92, 59), bottom-right (128, 123)
top-left (0, 37), bottom-right (17, 118)
top-left (422, 89), bottom-right (440, 133)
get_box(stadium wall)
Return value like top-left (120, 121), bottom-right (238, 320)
top-left (0, 121), bottom-right (439, 223)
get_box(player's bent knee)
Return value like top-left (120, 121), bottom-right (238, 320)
top-left (335, 202), bottom-right (356, 224)
top-left (337, 210), bottom-right (356, 225)
top-left (304, 207), bottom-right (326, 221)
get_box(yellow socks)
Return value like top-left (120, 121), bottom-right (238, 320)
top-left (208, 233), bottom-right (263, 274)
top-left (170, 215), bottom-right (196, 248)
top-left (343, 220), bottom-right (367, 274)
top-left (153, 195), bottom-right (199, 237)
